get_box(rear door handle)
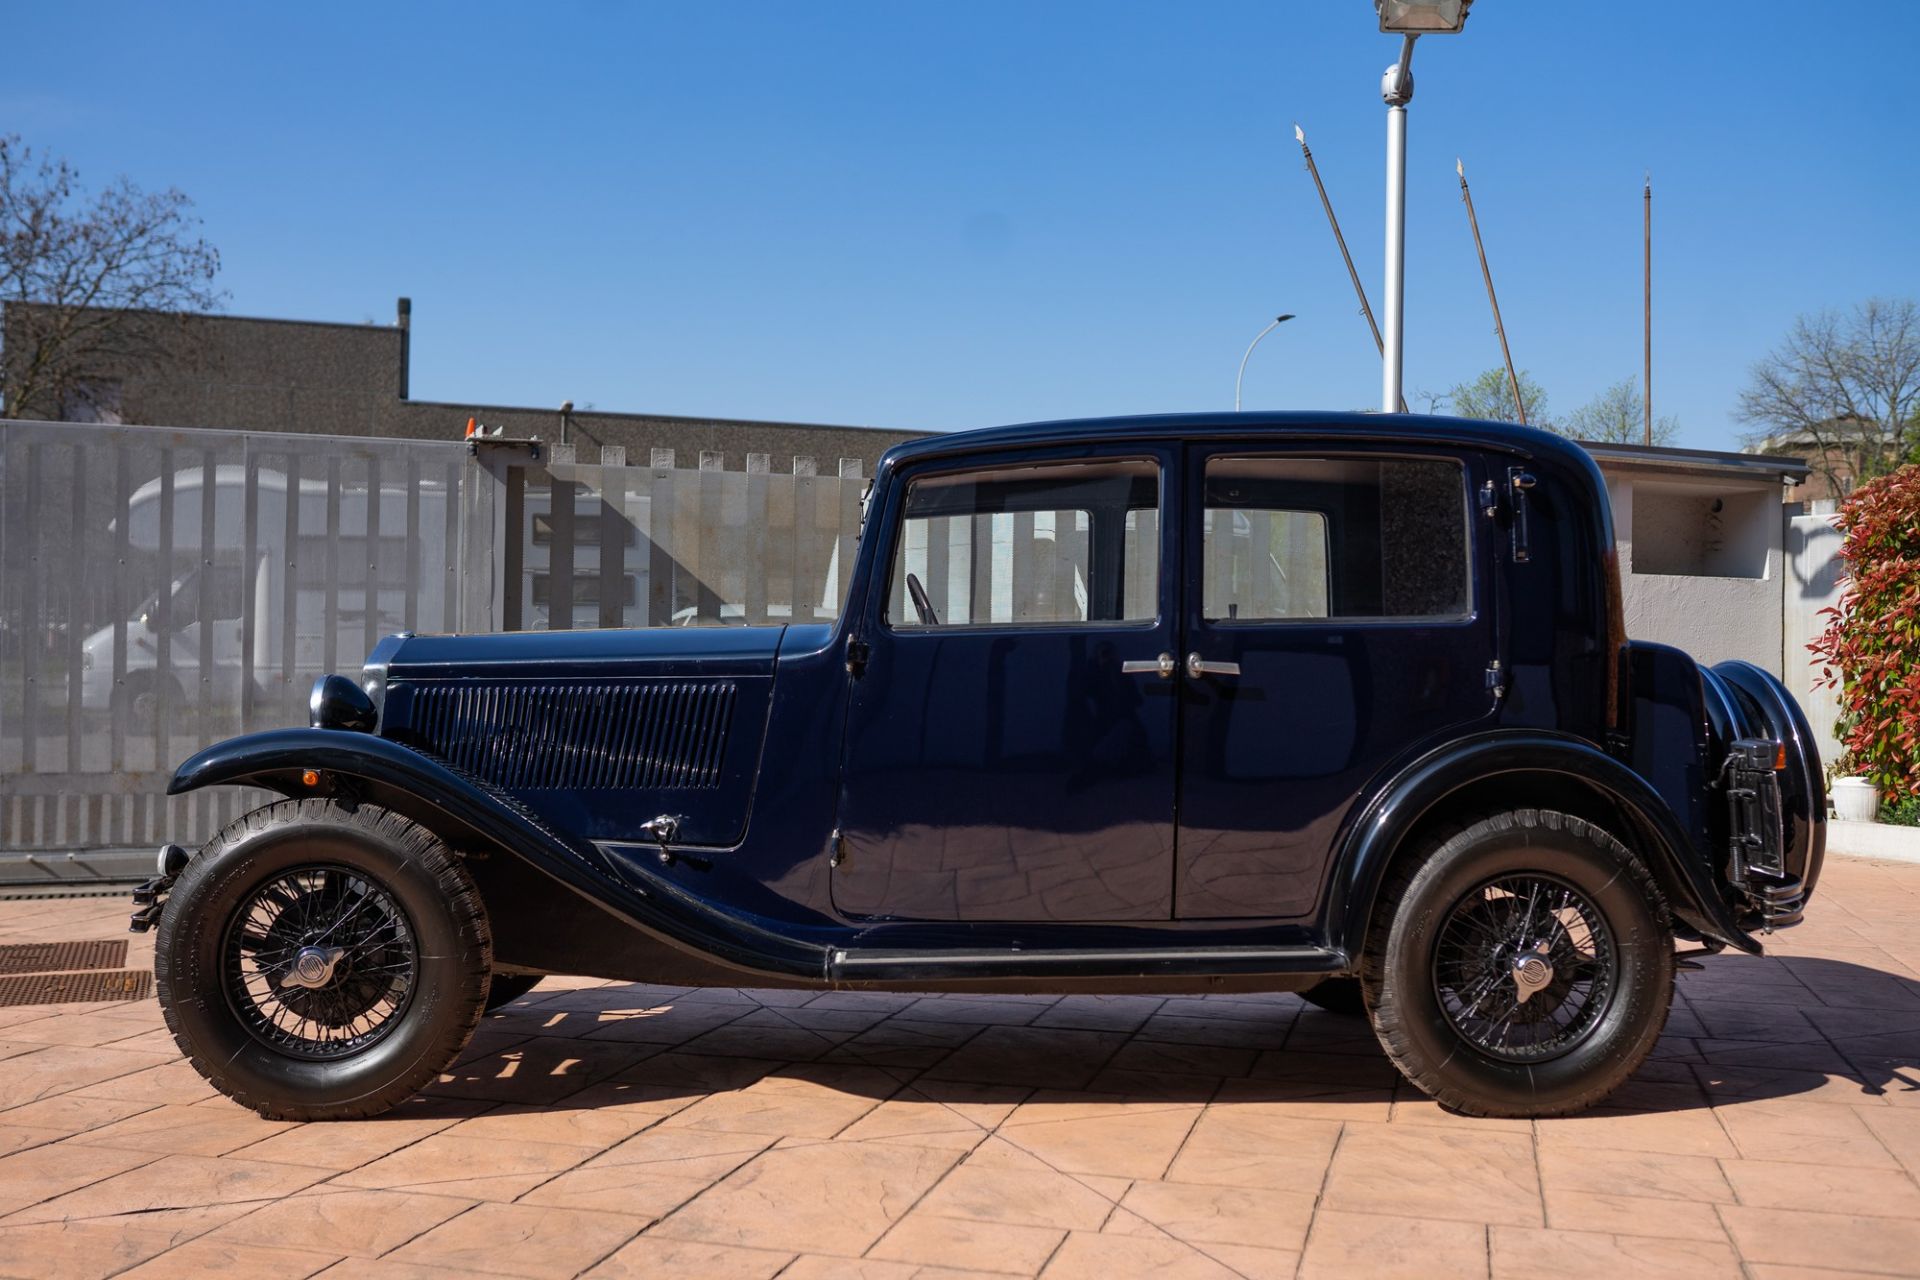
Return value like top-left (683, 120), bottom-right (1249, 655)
top-left (1186, 652), bottom-right (1240, 679)
top-left (1121, 653), bottom-right (1177, 679)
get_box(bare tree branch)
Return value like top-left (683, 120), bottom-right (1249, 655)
top-left (1738, 299), bottom-right (1920, 495)
top-left (0, 134), bottom-right (224, 419)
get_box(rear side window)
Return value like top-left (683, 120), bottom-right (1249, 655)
top-left (1203, 455), bottom-right (1470, 622)
top-left (889, 458), bottom-right (1160, 628)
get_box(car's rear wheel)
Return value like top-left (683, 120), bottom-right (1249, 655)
top-left (154, 798), bottom-right (491, 1121)
top-left (1361, 808), bottom-right (1673, 1117)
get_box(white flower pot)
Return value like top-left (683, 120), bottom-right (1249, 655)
top-left (1833, 776), bottom-right (1880, 823)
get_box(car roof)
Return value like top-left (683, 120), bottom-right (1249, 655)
top-left (879, 410), bottom-right (1590, 474)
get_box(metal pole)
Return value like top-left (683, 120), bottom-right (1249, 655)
top-left (1381, 36), bottom-right (1415, 415)
top-left (1296, 124), bottom-right (1408, 414)
top-left (1456, 158), bottom-right (1527, 424)
top-left (1235, 315), bottom-right (1292, 411)
top-left (1644, 173), bottom-right (1653, 447)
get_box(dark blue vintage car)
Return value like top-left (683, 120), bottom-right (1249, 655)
top-left (135, 412), bottom-right (1823, 1119)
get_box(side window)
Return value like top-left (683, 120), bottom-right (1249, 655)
top-left (889, 458), bottom-right (1160, 628)
top-left (1203, 455), bottom-right (1469, 621)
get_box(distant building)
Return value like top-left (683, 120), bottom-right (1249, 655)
top-left (1, 297), bottom-right (921, 473)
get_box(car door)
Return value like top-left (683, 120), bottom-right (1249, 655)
top-left (1174, 444), bottom-right (1498, 919)
top-left (833, 446), bottom-right (1180, 921)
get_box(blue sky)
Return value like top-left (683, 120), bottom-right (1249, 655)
top-left (8, 2), bottom-right (1916, 449)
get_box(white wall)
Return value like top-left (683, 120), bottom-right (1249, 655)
top-left (1785, 512), bottom-right (1845, 765)
top-left (1603, 469), bottom-right (1787, 673)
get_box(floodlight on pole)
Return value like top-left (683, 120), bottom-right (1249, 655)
top-left (1373, 0), bottom-right (1473, 413)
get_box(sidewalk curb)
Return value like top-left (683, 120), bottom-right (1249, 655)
top-left (1826, 819), bottom-right (1920, 865)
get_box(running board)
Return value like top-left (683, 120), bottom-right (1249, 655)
top-left (826, 944), bottom-right (1347, 986)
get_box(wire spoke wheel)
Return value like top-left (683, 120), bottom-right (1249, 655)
top-left (221, 864), bottom-right (418, 1061)
top-left (1431, 872), bottom-right (1615, 1064)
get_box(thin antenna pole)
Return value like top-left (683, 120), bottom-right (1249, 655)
top-left (1456, 158), bottom-right (1527, 424)
top-left (1644, 173), bottom-right (1653, 447)
top-left (1294, 123), bottom-right (1408, 413)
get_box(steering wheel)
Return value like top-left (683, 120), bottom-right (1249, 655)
top-left (906, 572), bottom-right (939, 626)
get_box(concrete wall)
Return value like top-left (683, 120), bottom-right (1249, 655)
top-left (1786, 511), bottom-right (1846, 765)
top-left (1602, 467), bottom-right (1788, 672)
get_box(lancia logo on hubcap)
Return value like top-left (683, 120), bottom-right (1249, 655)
top-left (280, 945), bottom-right (345, 990)
top-left (1511, 942), bottom-right (1554, 1005)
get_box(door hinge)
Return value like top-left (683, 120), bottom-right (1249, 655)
top-left (829, 828), bottom-right (847, 869)
top-left (1485, 659), bottom-right (1505, 701)
top-left (845, 637), bottom-right (870, 677)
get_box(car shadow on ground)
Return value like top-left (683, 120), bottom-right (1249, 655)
top-left (382, 952), bottom-right (1920, 1125)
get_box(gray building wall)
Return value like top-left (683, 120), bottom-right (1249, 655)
top-left (2, 299), bottom-right (927, 473)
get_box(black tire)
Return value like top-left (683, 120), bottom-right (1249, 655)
top-left (485, 973), bottom-right (544, 1011)
top-left (1300, 977), bottom-right (1368, 1017)
top-left (1361, 809), bottom-right (1673, 1118)
top-left (154, 798), bottom-right (492, 1121)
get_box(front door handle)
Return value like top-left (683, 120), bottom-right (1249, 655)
top-left (1186, 652), bottom-right (1240, 679)
top-left (1121, 653), bottom-right (1177, 679)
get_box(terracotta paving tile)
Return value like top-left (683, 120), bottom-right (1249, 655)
top-left (1535, 1144), bottom-right (1735, 1203)
top-left (1535, 1104), bottom-right (1740, 1158)
top-left (389, 1203), bottom-right (644, 1277)
top-left (1386, 1095), bottom-right (1533, 1131)
top-left (112, 1238), bottom-right (340, 1279)
top-left (1162, 1109), bottom-right (1342, 1191)
top-left (208, 1187), bottom-right (474, 1257)
top-left (583, 1123), bottom-right (775, 1177)
top-left (1133, 1014), bottom-right (1292, 1051)
top-left (1099, 1039), bottom-right (1256, 1079)
top-left (1541, 1189), bottom-right (1730, 1242)
top-left (900, 997), bottom-right (1051, 1026)
top-left (1041, 1231), bottom-right (1289, 1279)
top-left (0, 1093), bottom-right (158, 1135)
top-left (994, 1103), bottom-right (1202, 1179)
top-left (921, 1027), bottom-right (1129, 1090)
top-left (516, 1163), bottom-right (713, 1219)
top-left (1115, 1178), bottom-right (1315, 1250)
top-left (0, 1142), bottom-right (158, 1218)
top-left (67, 1060), bottom-right (220, 1106)
top-left (1719, 1204), bottom-right (1920, 1274)
top-left (0, 1045), bottom-right (175, 1108)
top-left (868, 1210), bottom-right (1065, 1273)
top-left (310, 1259), bottom-right (480, 1279)
top-left (1030, 995), bottom-right (1165, 1033)
top-left (330, 1131), bottom-right (597, 1200)
top-left (834, 1082), bottom-right (1029, 1148)
top-left (663, 1064), bottom-right (900, 1138)
top-left (1246, 1049), bottom-right (1401, 1089)
top-left (0, 1123), bottom-right (62, 1158)
top-left (583, 1235), bottom-right (793, 1279)
top-left (910, 1138), bottom-right (1121, 1231)
top-left (1210, 1076), bottom-right (1395, 1124)
top-left (223, 1097), bottom-right (487, 1170)
top-left (1694, 1062), bottom-right (1889, 1106)
top-left (1714, 1099), bottom-right (1903, 1167)
top-left (1297, 1208), bottom-right (1489, 1279)
top-left (1719, 1155), bottom-right (1920, 1214)
top-left (1489, 1225), bottom-right (1740, 1279)
top-left (62, 1103), bottom-right (291, 1157)
top-left (428, 1034), bottom-right (651, 1105)
top-left (650, 1139), bottom-right (960, 1255)
top-left (0, 1219), bottom-right (176, 1280)
top-left (4, 1152), bottom-right (327, 1225)
top-left (1323, 1124), bottom-right (1544, 1226)
top-left (1856, 1105), bottom-right (1920, 1178)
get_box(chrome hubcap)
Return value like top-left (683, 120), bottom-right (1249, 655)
top-left (1511, 940), bottom-right (1554, 1005)
top-left (280, 945), bottom-right (346, 990)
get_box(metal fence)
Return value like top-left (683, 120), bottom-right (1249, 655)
top-left (0, 421), bottom-right (495, 879)
top-left (0, 422), bottom-right (870, 881)
top-left (478, 442), bottom-right (867, 632)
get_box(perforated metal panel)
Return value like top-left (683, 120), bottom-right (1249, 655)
top-left (405, 681), bottom-right (738, 791)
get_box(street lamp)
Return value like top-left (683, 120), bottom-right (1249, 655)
top-left (1235, 314), bottom-right (1295, 412)
top-left (1375, 0), bottom-right (1473, 413)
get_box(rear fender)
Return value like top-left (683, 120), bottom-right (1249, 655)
top-left (1329, 730), bottom-right (1761, 959)
top-left (168, 728), bottom-right (830, 980)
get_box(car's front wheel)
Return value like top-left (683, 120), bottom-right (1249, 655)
top-left (154, 798), bottom-right (492, 1121)
top-left (1361, 808), bottom-right (1673, 1117)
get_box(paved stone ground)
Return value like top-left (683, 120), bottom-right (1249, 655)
top-left (2, 857), bottom-right (1919, 1280)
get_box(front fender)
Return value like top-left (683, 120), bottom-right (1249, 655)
top-left (1327, 730), bottom-right (1761, 958)
top-left (169, 728), bottom-right (831, 981)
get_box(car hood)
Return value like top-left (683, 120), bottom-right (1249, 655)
top-left (366, 625), bottom-right (789, 681)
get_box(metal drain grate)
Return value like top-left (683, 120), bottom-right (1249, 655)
top-left (0, 940), bottom-right (130, 976)
top-left (0, 969), bottom-right (152, 1007)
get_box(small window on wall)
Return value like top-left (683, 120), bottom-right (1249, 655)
top-left (1203, 455), bottom-right (1470, 621)
top-left (889, 458), bottom-right (1160, 628)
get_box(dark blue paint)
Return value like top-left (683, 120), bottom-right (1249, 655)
top-left (168, 412), bottom-right (1821, 987)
